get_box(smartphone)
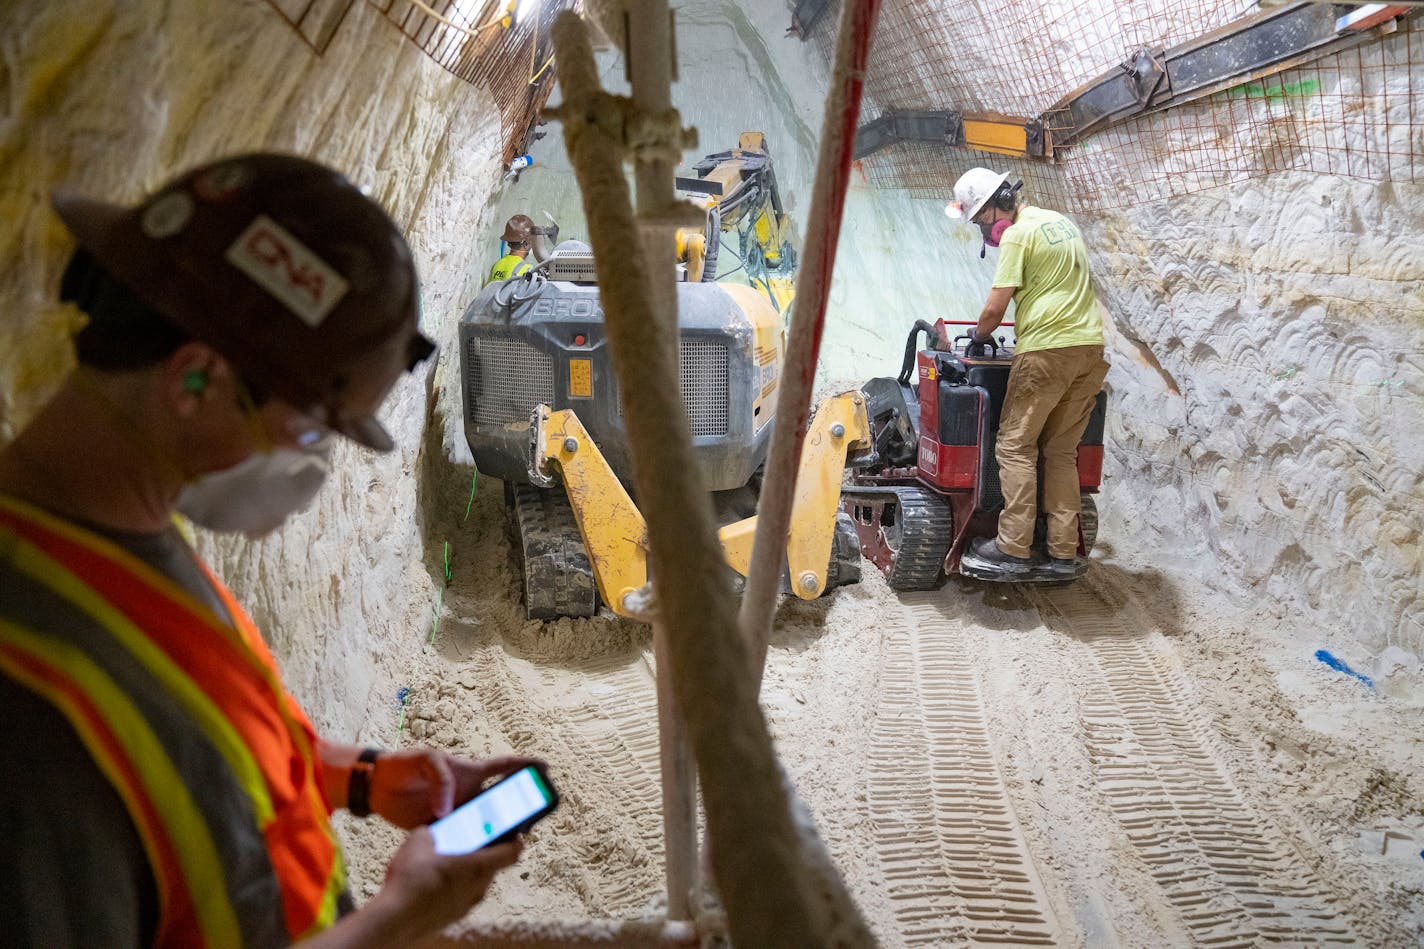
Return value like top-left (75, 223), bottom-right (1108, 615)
top-left (429, 763), bottom-right (559, 855)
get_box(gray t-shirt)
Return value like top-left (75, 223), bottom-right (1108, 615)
top-left (0, 524), bottom-right (226, 947)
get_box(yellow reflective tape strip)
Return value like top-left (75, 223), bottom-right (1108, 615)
top-left (300, 839), bottom-right (348, 938)
top-left (0, 621), bottom-right (241, 948)
top-left (1, 496), bottom-right (307, 817)
top-left (0, 496), bottom-right (252, 658)
top-left (4, 531), bottom-right (275, 825)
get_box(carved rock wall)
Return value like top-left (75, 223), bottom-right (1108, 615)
top-left (0, 0), bottom-right (508, 739)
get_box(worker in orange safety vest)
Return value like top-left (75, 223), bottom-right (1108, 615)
top-left (0, 154), bottom-right (539, 947)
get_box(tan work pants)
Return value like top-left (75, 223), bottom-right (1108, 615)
top-left (995, 344), bottom-right (1109, 560)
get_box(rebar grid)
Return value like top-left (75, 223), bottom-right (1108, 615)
top-left (1057, 19), bottom-right (1423, 210)
top-left (369, 0), bottom-right (576, 163)
top-left (842, 1), bottom-right (1421, 211)
top-left (266, 0), bottom-right (575, 164)
top-left (859, 0), bottom-right (1256, 119)
top-left (263, 0), bottom-right (359, 53)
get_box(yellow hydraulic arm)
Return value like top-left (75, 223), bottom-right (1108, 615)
top-left (528, 405), bottom-right (650, 616)
top-left (718, 390), bottom-right (870, 598)
top-left (528, 391), bottom-right (871, 617)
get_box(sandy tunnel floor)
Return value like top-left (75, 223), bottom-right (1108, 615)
top-left (337, 467), bottom-right (1424, 947)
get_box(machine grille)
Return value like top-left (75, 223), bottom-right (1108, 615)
top-left (466, 334), bottom-right (555, 426)
top-left (546, 252), bottom-right (598, 282)
top-left (680, 337), bottom-right (730, 436)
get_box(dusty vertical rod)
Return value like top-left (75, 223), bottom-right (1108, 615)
top-left (652, 620), bottom-right (696, 919)
top-left (625, 0), bottom-right (698, 921)
top-left (548, 11), bottom-right (873, 945)
top-left (738, 0), bottom-right (882, 683)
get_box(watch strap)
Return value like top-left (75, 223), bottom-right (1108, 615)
top-left (347, 747), bottom-right (380, 818)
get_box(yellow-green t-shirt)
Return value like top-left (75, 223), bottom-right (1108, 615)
top-left (485, 253), bottom-right (531, 286)
top-left (990, 206), bottom-right (1104, 355)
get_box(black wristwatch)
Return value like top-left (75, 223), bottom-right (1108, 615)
top-left (347, 748), bottom-right (381, 818)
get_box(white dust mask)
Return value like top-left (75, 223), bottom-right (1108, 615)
top-left (176, 436), bottom-right (333, 538)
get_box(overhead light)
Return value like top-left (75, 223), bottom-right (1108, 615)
top-left (517, 0), bottom-right (541, 25)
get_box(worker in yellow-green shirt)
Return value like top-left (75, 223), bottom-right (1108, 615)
top-left (486, 214), bottom-right (537, 285)
top-left (947, 167), bottom-right (1109, 580)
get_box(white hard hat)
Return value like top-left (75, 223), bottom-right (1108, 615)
top-left (945, 167), bottom-right (1011, 222)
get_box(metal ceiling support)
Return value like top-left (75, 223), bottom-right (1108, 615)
top-left (852, 109), bottom-right (960, 160)
top-left (852, 1), bottom-right (1413, 163)
top-left (962, 112), bottom-right (1039, 157)
top-left (788, 0), bottom-right (835, 40)
top-left (1047, 1), bottom-right (1416, 147)
top-left (852, 109), bottom-right (1045, 161)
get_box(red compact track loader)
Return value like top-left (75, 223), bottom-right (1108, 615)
top-left (840, 319), bottom-right (1106, 588)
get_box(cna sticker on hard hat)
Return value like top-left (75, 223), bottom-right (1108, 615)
top-left (225, 215), bottom-right (350, 327)
top-left (141, 192), bottom-right (195, 239)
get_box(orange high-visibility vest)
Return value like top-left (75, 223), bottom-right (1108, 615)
top-left (0, 495), bottom-right (346, 947)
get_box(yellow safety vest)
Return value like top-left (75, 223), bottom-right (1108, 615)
top-left (0, 495), bottom-right (347, 947)
top-left (486, 253), bottom-right (532, 285)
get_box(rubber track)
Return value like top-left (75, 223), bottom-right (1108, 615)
top-left (868, 593), bottom-right (1059, 945)
top-left (1029, 585), bottom-right (1357, 946)
top-left (512, 484), bottom-right (597, 619)
top-left (887, 487), bottom-right (953, 592)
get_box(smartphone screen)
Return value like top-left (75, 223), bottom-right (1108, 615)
top-left (429, 765), bottom-right (558, 855)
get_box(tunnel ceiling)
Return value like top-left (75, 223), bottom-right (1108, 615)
top-left (798, 0), bottom-right (1423, 211)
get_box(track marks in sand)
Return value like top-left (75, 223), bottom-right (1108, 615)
top-left (868, 593), bottom-right (1059, 945)
top-left (472, 647), bottom-right (665, 914)
top-left (1031, 584), bottom-right (1357, 946)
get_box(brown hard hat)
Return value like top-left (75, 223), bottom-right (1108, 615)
top-left (51, 153), bottom-right (435, 452)
top-left (502, 213), bottom-right (535, 244)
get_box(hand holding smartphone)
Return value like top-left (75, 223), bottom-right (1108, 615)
top-left (429, 763), bottom-right (559, 855)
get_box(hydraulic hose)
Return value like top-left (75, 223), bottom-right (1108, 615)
top-left (898, 320), bottom-right (937, 386)
top-left (702, 205), bottom-right (721, 281)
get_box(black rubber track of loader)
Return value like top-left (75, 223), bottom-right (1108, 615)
top-left (887, 486), bottom-right (954, 592)
top-left (511, 483), bottom-right (599, 620)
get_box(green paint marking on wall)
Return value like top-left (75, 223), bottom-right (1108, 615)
top-left (1227, 77), bottom-right (1322, 101)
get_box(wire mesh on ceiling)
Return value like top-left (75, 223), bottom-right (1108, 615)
top-left (860, 0), bottom-right (1257, 119)
top-left (815, 1), bottom-right (1423, 211)
top-left (265, 0), bottom-right (575, 164)
top-left (264, 0), bottom-right (360, 53)
top-left (369, 0), bottom-right (576, 164)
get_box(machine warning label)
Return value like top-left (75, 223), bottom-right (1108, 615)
top-left (569, 359), bottom-right (593, 398)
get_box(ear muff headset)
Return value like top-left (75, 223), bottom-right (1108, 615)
top-left (183, 370), bottom-right (208, 393)
top-left (992, 180), bottom-right (1024, 212)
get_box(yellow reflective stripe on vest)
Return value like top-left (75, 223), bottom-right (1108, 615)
top-left (486, 254), bottom-right (531, 285)
top-left (4, 530), bottom-right (275, 826)
top-left (0, 620), bottom-right (241, 948)
top-left (301, 849), bottom-right (348, 939)
top-left (0, 497), bottom-right (255, 667)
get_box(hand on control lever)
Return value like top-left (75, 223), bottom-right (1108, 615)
top-left (966, 337), bottom-right (996, 359)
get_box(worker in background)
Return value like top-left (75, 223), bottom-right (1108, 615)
top-left (485, 213), bottom-right (537, 284)
top-left (946, 167), bottom-right (1109, 579)
top-left (486, 213), bottom-right (561, 286)
top-left (0, 154), bottom-right (538, 946)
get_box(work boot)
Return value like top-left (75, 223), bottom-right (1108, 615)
top-left (964, 537), bottom-right (1035, 574)
top-left (1045, 555), bottom-right (1088, 580)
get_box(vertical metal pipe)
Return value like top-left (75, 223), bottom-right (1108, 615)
top-left (738, 0), bottom-right (881, 683)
